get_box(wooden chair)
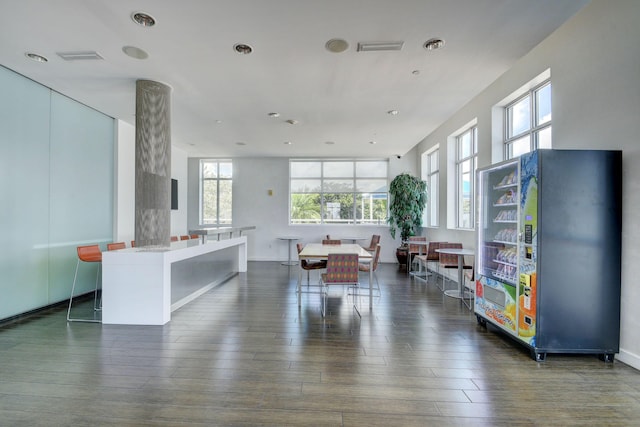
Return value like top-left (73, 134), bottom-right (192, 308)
top-left (107, 242), bottom-right (126, 251)
top-left (437, 242), bottom-right (472, 292)
top-left (322, 239), bottom-right (342, 245)
top-left (407, 236), bottom-right (427, 273)
top-left (67, 245), bottom-right (102, 323)
top-left (297, 243), bottom-right (327, 284)
top-left (362, 234), bottom-right (380, 252)
top-left (358, 244), bottom-right (381, 297)
top-left (320, 253), bottom-right (360, 317)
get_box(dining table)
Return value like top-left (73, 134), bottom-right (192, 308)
top-left (297, 243), bottom-right (374, 311)
top-left (436, 247), bottom-right (475, 301)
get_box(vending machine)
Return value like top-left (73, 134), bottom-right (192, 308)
top-left (474, 149), bottom-right (622, 361)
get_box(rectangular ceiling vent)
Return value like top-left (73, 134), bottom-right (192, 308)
top-left (357, 41), bottom-right (404, 52)
top-left (56, 51), bottom-right (104, 61)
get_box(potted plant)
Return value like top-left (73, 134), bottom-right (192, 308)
top-left (387, 173), bottom-right (427, 266)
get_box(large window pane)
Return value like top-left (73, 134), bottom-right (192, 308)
top-left (323, 179), bottom-right (353, 192)
top-left (509, 135), bottom-right (531, 158)
top-left (508, 95), bottom-right (531, 138)
top-left (356, 178), bottom-right (387, 193)
top-left (291, 161), bottom-right (321, 178)
top-left (218, 180), bottom-right (232, 224)
top-left (355, 193), bottom-right (388, 225)
top-left (291, 193), bottom-right (321, 224)
top-left (289, 159), bottom-right (388, 225)
top-left (200, 159), bottom-right (233, 226)
top-left (428, 173), bottom-right (438, 226)
top-left (356, 161), bottom-right (387, 177)
top-left (537, 126), bottom-right (552, 149)
top-left (536, 83), bottom-right (552, 126)
top-left (202, 180), bottom-right (218, 224)
top-left (291, 179), bottom-right (321, 193)
top-left (323, 193), bottom-right (354, 223)
top-left (324, 161), bottom-right (353, 177)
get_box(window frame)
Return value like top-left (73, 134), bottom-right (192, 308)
top-left (504, 80), bottom-right (552, 159)
top-left (199, 159), bottom-right (233, 226)
top-left (289, 159), bottom-right (388, 226)
top-left (455, 126), bottom-right (477, 230)
top-left (421, 146), bottom-right (439, 227)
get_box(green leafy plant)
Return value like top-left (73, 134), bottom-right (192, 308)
top-left (388, 173), bottom-right (427, 243)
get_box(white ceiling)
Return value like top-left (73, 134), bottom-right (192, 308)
top-left (0, 0), bottom-right (589, 158)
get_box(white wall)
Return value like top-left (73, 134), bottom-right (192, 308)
top-left (416, 0), bottom-right (640, 369)
top-left (115, 120), bottom-right (134, 243)
top-left (170, 146), bottom-right (189, 235)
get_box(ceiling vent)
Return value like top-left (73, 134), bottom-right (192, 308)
top-left (357, 41), bottom-right (404, 52)
top-left (56, 51), bottom-right (104, 61)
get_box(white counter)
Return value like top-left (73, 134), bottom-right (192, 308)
top-left (102, 236), bottom-right (247, 325)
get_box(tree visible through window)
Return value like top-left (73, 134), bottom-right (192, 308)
top-left (200, 160), bottom-right (232, 225)
top-left (290, 160), bottom-right (388, 225)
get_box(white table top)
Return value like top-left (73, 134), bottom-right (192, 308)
top-left (298, 243), bottom-right (372, 259)
top-left (436, 248), bottom-right (475, 256)
top-left (277, 236), bottom-right (301, 240)
top-left (338, 236), bottom-right (368, 241)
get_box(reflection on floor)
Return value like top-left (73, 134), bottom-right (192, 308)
top-left (0, 261), bottom-right (639, 426)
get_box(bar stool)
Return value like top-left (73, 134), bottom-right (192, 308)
top-left (67, 244), bottom-right (102, 323)
top-left (107, 242), bottom-right (126, 251)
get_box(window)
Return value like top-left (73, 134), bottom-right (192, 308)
top-left (200, 160), bottom-right (232, 225)
top-left (505, 81), bottom-right (552, 159)
top-left (290, 160), bottom-right (388, 225)
top-left (456, 127), bottom-right (477, 229)
top-left (421, 147), bottom-right (439, 227)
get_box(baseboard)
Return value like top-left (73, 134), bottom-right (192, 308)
top-left (616, 348), bottom-right (640, 371)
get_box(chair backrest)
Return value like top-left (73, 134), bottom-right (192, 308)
top-left (366, 234), bottom-right (380, 250)
top-left (324, 253), bottom-right (359, 284)
top-left (426, 241), bottom-right (445, 261)
top-left (438, 242), bottom-right (463, 267)
top-left (408, 236), bottom-right (427, 254)
top-left (170, 236), bottom-right (179, 242)
top-left (322, 239), bottom-right (342, 245)
top-left (131, 240), bottom-right (136, 247)
top-left (180, 235), bottom-right (189, 241)
top-left (190, 234), bottom-right (199, 239)
top-left (77, 245), bottom-right (102, 262)
top-left (107, 242), bottom-right (126, 251)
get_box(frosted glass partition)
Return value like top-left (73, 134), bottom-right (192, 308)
top-left (48, 93), bottom-right (114, 302)
top-left (0, 66), bottom-right (114, 321)
top-left (0, 67), bottom-right (51, 318)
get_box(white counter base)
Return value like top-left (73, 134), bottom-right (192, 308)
top-left (102, 236), bottom-right (247, 325)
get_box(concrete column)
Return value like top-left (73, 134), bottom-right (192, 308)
top-left (135, 80), bottom-right (172, 247)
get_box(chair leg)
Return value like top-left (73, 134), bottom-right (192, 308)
top-left (67, 259), bottom-right (101, 323)
top-left (93, 264), bottom-right (102, 311)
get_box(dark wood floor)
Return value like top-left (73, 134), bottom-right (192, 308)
top-left (1, 262), bottom-right (639, 426)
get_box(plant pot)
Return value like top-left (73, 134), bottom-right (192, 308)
top-left (396, 247), bottom-right (409, 269)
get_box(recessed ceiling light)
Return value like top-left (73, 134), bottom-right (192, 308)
top-left (234, 43), bottom-right (253, 54)
top-left (387, 110), bottom-right (399, 115)
top-left (369, 141), bottom-right (377, 145)
top-left (325, 38), bottom-right (349, 53)
top-left (131, 12), bottom-right (156, 27)
top-left (424, 38), bottom-right (445, 51)
top-left (235, 142), bottom-right (247, 146)
top-left (122, 46), bottom-right (149, 60)
top-left (57, 51), bottom-right (103, 61)
top-left (285, 119), bottom-right (299, 125)
top-left (268, 112), bottom-right (280, 118)
top-left (25, 52), bottom-right (48, 63)
top-left (284, 141), bottom-right (292, 145)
